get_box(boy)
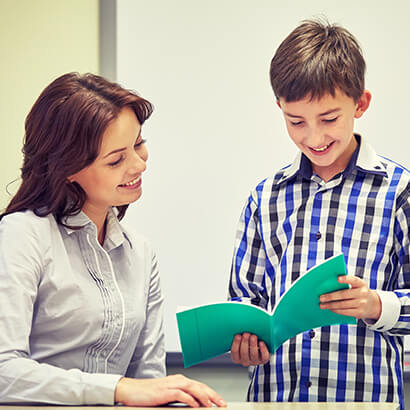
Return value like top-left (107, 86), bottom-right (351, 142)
top-left (228, 19), bottom-right (410, 409)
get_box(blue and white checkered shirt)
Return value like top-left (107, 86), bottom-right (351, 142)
top-left (228, 135), bottom-right (410, 409)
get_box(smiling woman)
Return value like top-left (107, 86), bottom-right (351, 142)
top-left (0, 73), bottom-right (226, 407)
top-left (1, 73), bottom-right (153, 226)
top-left (68, 106), bottom-right (148, 244)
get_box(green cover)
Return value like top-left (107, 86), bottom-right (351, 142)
top-left (176, 253), bottom-right (356, 367)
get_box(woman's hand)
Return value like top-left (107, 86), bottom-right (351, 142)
top-left (320, 275), bottom-right (382, 321)
top-left (115, 375), bottom-right (227, 407)
top-left (230, 332), bottom-right (270, 367)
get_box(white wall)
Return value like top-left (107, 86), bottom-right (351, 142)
top-left (0, 0), bottom-right (99, 210)
top-left (115, 0), bottom-right (410, 351)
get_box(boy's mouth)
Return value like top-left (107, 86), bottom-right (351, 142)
top-left (309, 141), bottom-right (334, 154)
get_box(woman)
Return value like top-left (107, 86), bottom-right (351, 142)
top-left (0, 73), bottom-right (226, 407)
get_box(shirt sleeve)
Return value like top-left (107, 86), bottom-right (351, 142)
top-left (0, 214), bottom-right (122, 405)
top-left (228, 192), bottom-right (270, 310)
top-left (125, 248), bottom-right (166, 379)
top-left (366, 185), bottom-right (410, 335)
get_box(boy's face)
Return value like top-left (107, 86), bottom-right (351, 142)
top-left (278, 89), bottom-right (371, 182)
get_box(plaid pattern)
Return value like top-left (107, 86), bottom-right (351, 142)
top-left (228, 136), bottom-right (410, 409)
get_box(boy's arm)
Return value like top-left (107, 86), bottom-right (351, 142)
top-left (320, 189), bottom-right (410, 335)
top-left (228, 192), bottom-right (269, 309)
top-left (228, 192), bottom-right (271, 366)
top-left (376, 189), bottom-right (410, 335)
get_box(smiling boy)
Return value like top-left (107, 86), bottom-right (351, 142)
top-left (228, 19), bottom-right (410, 409)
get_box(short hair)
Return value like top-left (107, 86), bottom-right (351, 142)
top-left (269, 19), bottom-right (366, 102)
top-left (1, 72), bottom-right (153, 225)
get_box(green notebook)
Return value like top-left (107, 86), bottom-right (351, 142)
top-left (176, 253), bottom-right (356, 367)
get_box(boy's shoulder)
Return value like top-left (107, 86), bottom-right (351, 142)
top-left (249, 149), bottom-right (410, 206)
top-left (376, 155), bottom-right (410, 202)
top-left (377, 154), bottom-right (410, 177)
top-left (249, 162), bottom-right (296, 203)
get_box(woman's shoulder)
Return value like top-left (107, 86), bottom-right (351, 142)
top-left (0, 211), bottom-right (57, 272)
top-left (0, 210), bottom-right (56, 238)
top-left (119, 220), bottom-right (155, 256)
top-left (121, 223), bottom-right (151, 248)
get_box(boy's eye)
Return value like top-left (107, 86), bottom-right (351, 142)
top-left (290, 121), bottom-right (304, 126)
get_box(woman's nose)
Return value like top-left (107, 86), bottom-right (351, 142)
top-left (128, 150), bottom-right (147, 174)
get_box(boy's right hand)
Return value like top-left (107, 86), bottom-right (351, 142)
top-left (230, 332), bottom-right (270, 366)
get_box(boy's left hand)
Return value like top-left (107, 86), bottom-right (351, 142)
top-left (319, 275), bottom-right (381, 321)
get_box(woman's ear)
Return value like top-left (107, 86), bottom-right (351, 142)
top-left (354, 90), bottom-right (371, 119)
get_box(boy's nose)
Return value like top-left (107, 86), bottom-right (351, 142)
top-left (305, 128), bottom-right (327, 148)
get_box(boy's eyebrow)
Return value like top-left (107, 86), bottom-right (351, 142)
top-left (102, 131), bottom-right (142, 159)
top-left (284, 108), bottom-right (341, 118)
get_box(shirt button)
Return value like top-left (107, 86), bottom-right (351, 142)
top-left (315, 231), bottom-right (321, 240)
top-left (309, 330), bottom-right (315, 339)
top-left (306, 381), bottom-right (312, 388)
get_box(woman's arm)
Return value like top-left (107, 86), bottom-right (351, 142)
top-left (0, 214), bottom-right (121, 404)
top-left (125, 249), bottom-right (166, 378)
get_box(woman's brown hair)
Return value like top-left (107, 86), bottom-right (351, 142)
top-left (1, 72), bottom-right (153, 225)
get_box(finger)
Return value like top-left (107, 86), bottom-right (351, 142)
top-left (168, 389), bottom-right (200, 408)
top-left (239, 333), bottom-right (251, 364)
top-left (321, 298), bottom-right (362, 310)
top-left (320, 287), bottom-right (359, 303)
top-left (259, 341), bottom-right (270, 363)
top-left (249, 334), bottom-right (260, 363)
top-left (338, 275), bottom-right (365, 288)
top-left (181, 381), bottom-right (220, 408)
top-left (330, 308), bottom-right (361, 318)
top-left (200, 385), bottom-right (227, 407)
top-left (230, 334), bottom-right (242, 363)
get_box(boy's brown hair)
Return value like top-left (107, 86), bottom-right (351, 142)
top-left (270, 19), bottom-right (366, 103)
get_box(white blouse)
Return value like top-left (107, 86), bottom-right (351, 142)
top-left (0, 208), bottom-right (165, 404)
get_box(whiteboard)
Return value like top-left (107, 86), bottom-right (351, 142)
top-left (111, 0), bottom-right (410, 351)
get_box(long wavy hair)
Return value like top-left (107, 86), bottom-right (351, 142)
top-left (0, 72), bottom-right (153, 225)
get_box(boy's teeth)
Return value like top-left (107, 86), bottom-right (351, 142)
top-left (313, 144), bottom-right (330, 152)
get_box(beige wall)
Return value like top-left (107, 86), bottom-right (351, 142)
top-left (0, 0), bottom-right (99, 210)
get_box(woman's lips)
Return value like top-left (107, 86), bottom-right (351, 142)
top-left (119, 176), bottom-right (141, 189)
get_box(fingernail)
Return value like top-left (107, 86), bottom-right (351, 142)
top-left (220, 399), bottom-right (227, 406)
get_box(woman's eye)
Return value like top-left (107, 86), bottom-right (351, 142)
top-left (323, 117), bottom-right (338, 123)
top-left (290, 121), bottom-right (303, 126)
top-left (134, 138), bottom-right (147, 149)
top-left (108, 156), bottom-right (124, 167)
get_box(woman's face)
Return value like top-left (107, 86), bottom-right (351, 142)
top-left (69, 107), bottom-right (148, 219)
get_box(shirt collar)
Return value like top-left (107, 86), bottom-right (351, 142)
top-left (277, 134), bottom-right (387, 185)
top-left (62, 207), bottom-right (129, 250)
